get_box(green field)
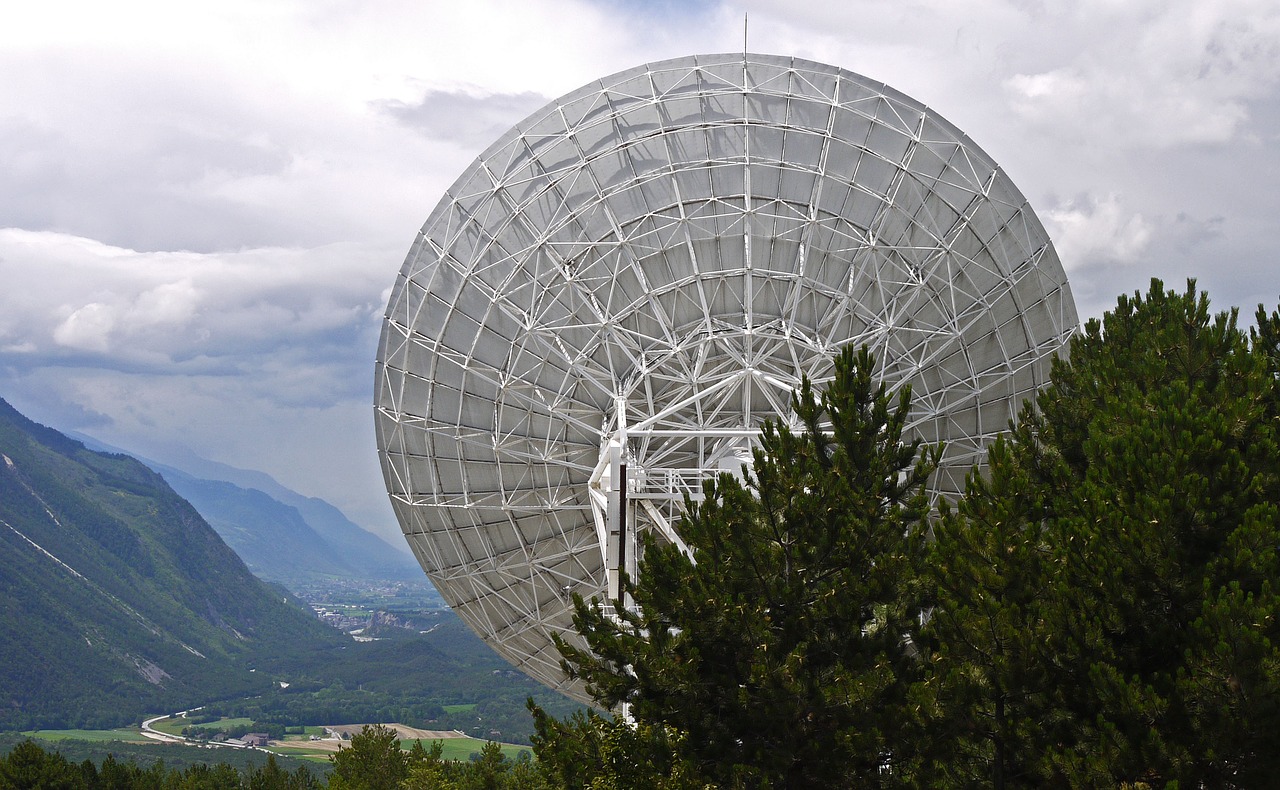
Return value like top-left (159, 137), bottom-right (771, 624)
top-left (149, 715), bottom-right (257, 736)
top-left (402, 738), bottom-right (531, 762)
top-left (441, 703), bottom-right (476, 714)
top-left (263, 745), bottom-right (333, 764)
top-left (286, 726), bottom-right (327, 737)
top-left (268, 735), bottom-right (530, 764)
top-left (17, 725), bottom-right (532, 766)
top-left (23, 729), bottom-right (150, 744)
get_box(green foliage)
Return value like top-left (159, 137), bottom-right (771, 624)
top-left (554, 345), bottom-right (939, 788)
top-left (329, 726), bottom-right (547, 790)
top-left (200, 615), bottom-right (583, 745)
top-left (528, 701), bottom-right (703, 790)
top-left (0, 732), bottom-right (324, 778)
top-left (923, 433), bottom-right (1070, 786)
top-left (245, 755), bottom-right (325, 790)
top-left (0, 738), bottom-right (85, 789)
top-left (534, 280), bottom-right (1280, 787)
top-left (183, 722), bottom-right (286, 741)
top-left (329, 725), bottom-right (410, 790)
top-left (0, 738), bottom-right (323, 789)
top-left (925, 279), bottom-right (1280, 786)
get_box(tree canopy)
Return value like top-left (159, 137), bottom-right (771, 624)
top-left (926, 279), bottom-right (1280, 786)
top-left (554, 344), bottom-right (940, 788)
top-left (541, 279), bottom-right (1280, 789)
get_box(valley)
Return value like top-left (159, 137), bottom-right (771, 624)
top-left (0, 397), bottom-right (583, 773)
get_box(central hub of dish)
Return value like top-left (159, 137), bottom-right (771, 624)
top-left (586, 401), bottom-right (758, 601)
top-left (585, 323), bottom-right (812, 600)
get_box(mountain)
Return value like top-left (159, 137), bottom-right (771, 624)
top-left (66, 434), bottom-right (424, 586)
top-left (154, 465), bottom-right (423, 585)
top-left (133, 448), bottom-right (410, 562)
top-left (0, 398), bottom-right (346, 730)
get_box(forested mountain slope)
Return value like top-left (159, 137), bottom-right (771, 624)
top-left (0, 398), bottom-right (344, 729)
top-left (155, 465), bottom-right (422, 585)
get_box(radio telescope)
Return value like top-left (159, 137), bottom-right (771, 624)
top-left (375, 53), bottom-right (1077, 703)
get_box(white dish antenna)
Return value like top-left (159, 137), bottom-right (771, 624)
top-left (375, 54), bottom-right (1077, 703)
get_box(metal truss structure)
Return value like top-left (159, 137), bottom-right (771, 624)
top-left (375, 53), bottom-right (1078, 704)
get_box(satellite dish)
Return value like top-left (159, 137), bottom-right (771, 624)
top-left (375, 53), bottom-right (1077, 703)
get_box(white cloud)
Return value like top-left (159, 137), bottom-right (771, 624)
top-left (0, 229), bottom-right (392, 375)
top-left (1043, 194), bottom-right (1155, 270)
top-left (51, 281), bottom-right (200, 354)
top-left (53, 303), bottom-right (117, 353)
top-left (378, 89), bottom-right (551, 145)
top-left (134, 280), bottom-right (202, 327)
top-left (1002, 0), bottom-right (1280, 147)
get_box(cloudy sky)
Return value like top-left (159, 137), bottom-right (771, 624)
top-left (2, 0), bottom-right (1277, 543)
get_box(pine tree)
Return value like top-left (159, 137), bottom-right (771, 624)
top-left (926, 279), bottom-right (1280, 786)
top-left (552, 345), bottom-right (939, 788)
top-left (329, 724), bottom-right (411, 790)
top-left (528, 700), bottom-right (703, 790)
top-left (922, 435), bottom-right (1066, 787)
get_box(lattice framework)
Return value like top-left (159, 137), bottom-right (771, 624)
top-left (375, 53), bottom-right (1077, 703)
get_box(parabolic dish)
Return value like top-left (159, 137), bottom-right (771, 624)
top-left (375, 53), bottom-right (1077, 703)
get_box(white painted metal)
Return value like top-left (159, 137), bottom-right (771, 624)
top-left (375, 53), bottom-right (1078, 704)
